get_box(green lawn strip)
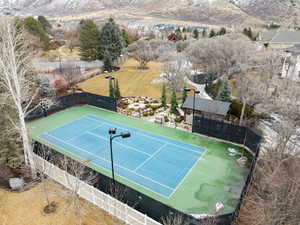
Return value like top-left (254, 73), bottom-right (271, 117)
top-left (28, 105), bottom-right (250, 214)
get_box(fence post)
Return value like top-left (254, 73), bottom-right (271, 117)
top-left (125, 204), bottom-right (128, 224)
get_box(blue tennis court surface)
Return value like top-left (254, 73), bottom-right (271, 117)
top-left (39, 115), bottom-right (205, 197)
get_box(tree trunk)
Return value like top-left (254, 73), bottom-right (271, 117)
top-left (17, 105), bottom-right (36, 175)
top-left (240, 99), bottom-right (246, 126)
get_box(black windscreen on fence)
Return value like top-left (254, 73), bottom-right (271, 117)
top-left (25, 92), bottom-right (116, 122)
top-left (86, 93), bottom-right (116, 111)
top-left (244, 129), bottom-right (261, 152)
top-left (192, 116), bottom-right (261, 153)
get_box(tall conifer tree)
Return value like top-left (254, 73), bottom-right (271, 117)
top-left (79, 20), bottom-right (101, 61)
top-left (99, 18), bottom-right (124, 71)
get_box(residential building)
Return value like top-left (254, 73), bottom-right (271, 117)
top-left (181, 97), bottom-right (231, 123)
top-left (282, 44), bottom-right (300, 82)
top-left (258, 30), bottom-right (300, 48)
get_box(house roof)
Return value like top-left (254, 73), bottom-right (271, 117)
top-left (260, 30), bottom-right (300, 44)
top-left (271, 30), bottom-right (300, 43)
top-left (181, 97), bottom-right (231, 116)
top-left (260, 30), bottom-right (277, 42)
top-left (286, 44), bottom-right (300, 53)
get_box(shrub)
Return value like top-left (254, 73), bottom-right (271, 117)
top-left (150, 105), bottom-right (159, 111)
top-left (174, 116), bottom-right (184, 123)
top-left (149, 111), bottom-right (155, 116)
top-left (164, 115), bottom-right (169, 122)
top-left (229, 100), bottom-right (260, 120)
top-left (143, 111), bottom-right (149, 117)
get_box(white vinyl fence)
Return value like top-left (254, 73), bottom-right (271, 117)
top-left (33, 153), bottom-right (162, 225)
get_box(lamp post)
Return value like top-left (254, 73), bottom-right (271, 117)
top-left (108, 128), bottom-right (131, 192)
top-left (105, 76), bottom-right (117, 111)
top-left (184, 88), bottom-right (200, 131)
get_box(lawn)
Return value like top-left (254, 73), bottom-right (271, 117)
top-left (78, 59), bottom-right (165, 100)
top-left (0, 180), bottom-right (122, 225)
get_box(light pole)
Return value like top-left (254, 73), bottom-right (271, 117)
top-left (108, 128), bottom-right (131, 192)
top-left (105, 76), bottom-right (117, 111)
top-left (184, 88), bottom-right (200, 131)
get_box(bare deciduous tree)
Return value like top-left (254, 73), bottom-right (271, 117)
top-left (59, 156), bottom-right (98, 225)
top-left (235, 76), bottom-right (265, 125)
top-left (0, 18), bottom-right (55, 173)
top-left (33, 144), bottom-right (57, 213)
top-left (126, 39), bottom-right (175, 69)
top-left (236, 120), bottom-right (300, 225)
top-left (64, 29), bottom-right (80, 52)
top-left (161, 212), bottom-right (189, 225)
top-left (255, 50), bottom-right (283, 80)
top-left (186, 34), bottom-right (255, 79)
top-left (162, 53), bottom-right (189, 92)
top-left (126, 39), bottom-right (154, 69)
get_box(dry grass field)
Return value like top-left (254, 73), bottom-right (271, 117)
top-left (0, 180), bottom-right (122, 225)
top-left (78, 58), bottom-right (165, 100)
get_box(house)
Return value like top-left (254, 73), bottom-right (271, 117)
top-left (167, 32), bottom-right (181, 42)
top-left (282, 44), bottom-right (300, 82)
top-left (181, 97), bottom-right (231, 123)
top-left (34, 60), bottom-right (103, 73)
top-left (258, 30), bottom-right (300, 48)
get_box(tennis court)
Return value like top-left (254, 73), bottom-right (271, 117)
top-left (29, 105), bottom-right (250, 214)
top-left (38, 114), bottom-right (206, 197)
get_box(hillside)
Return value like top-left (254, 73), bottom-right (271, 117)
top-left (1, 0), bottom-right (300, 26)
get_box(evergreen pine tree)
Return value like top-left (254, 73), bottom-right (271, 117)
top-left (182, 88), bottom-right (188, 104)
top-left (175, 27), bottom-right (181, 33)
top-left (0, 104), bottom-right (23, 167)
top-left (79, 19), bottom-right (101, 61)
top-left (23, 16), bottom-right (50, 50)
top-left (103, 50), bottom-right (114, 71)
top-left (170, 90), bottom-right (178, 114)
top-left (161, 85), bottom-right (167, 108)
top-left (193, 29), bottom-right (199, 39)
top-left (206, 68), bottom-right (216, 90)
top-left (99, 18), bottom-right (124, 70)
top-left (122, 29), bottom-right (130, 47)
top-left (38, 16), bottom-right (52, 32)
top-left (209, 29), bottom-right (216, 38)
top-left (108, 79), bottom-right (115, 98)
top-left (218, 27), bottom-right (226, 36)
top-left (114, 79), bottom-right (121, 99)
top-left (217, 79), bottom-right (231, 102)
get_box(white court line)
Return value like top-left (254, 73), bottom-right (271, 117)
top-left (42, 133), bottom-right (174, 192)
top-left (85, 114), bottom-right (209, 197)
top-left (38, 135), bottom-right (173, 199)
top-left (85, 115), bottom-right (204, 155)
top-left (87, 132), bottom-right (152, 157)
top-left (48, 116), bottom-right (100, 142)
top-left (66, 123), bottom-right (102, 142)
top-left (134, 143), bottom-right (168, 172)
top-left (169, 148), bottom-right (208, 197)
top-left (41, 115), bottom-right (207, 198)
